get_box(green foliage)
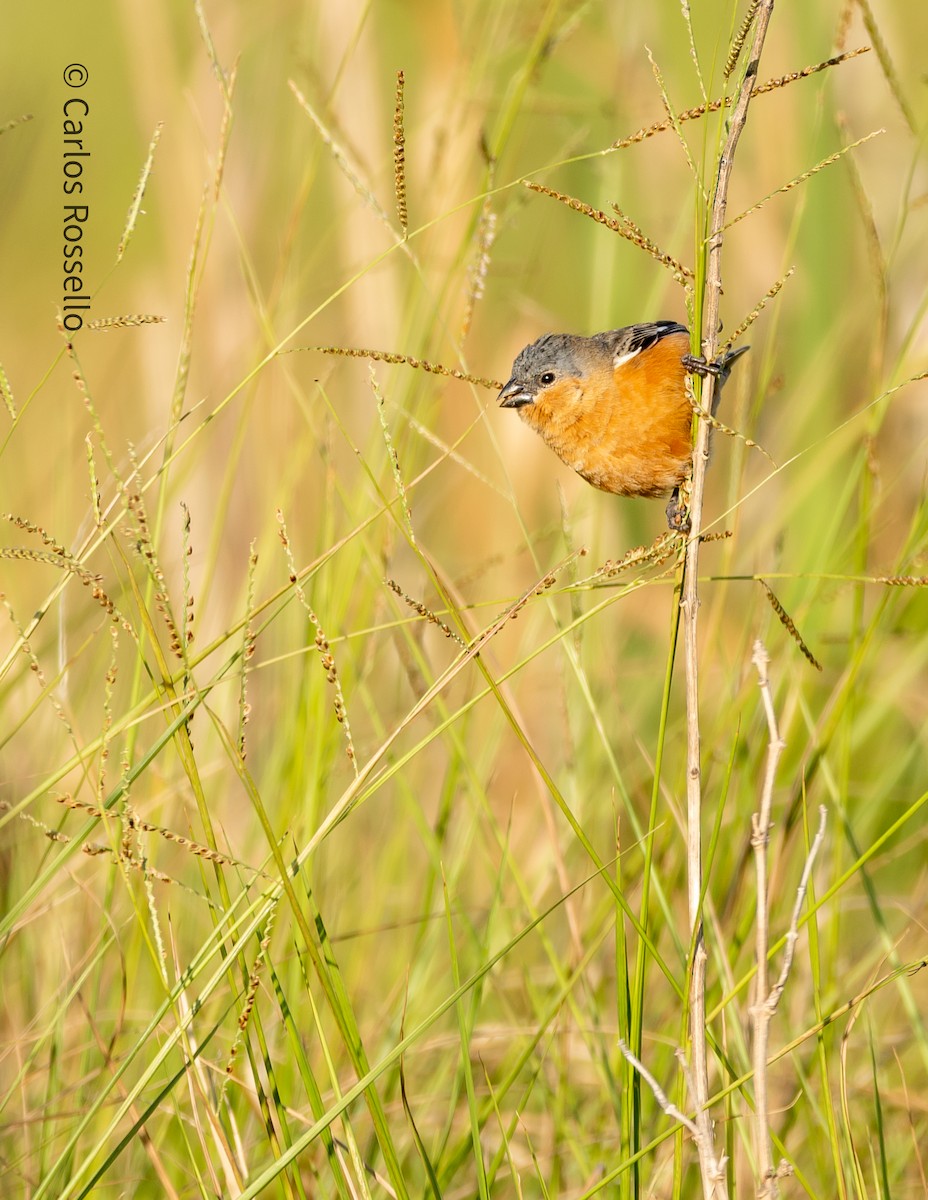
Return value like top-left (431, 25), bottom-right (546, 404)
top-left (1, 2), bottom-right (926, 1197)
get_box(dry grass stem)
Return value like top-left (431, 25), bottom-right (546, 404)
top-left (611, 48), bottom-right (869, 150)
top-left (750, 639), bottom-right (787, 1196)
top-left (617, 1038), bottom-right (700, 1140)
top-left (752, 792), bottom-right (827, 1197)
top-left (769, 804), bottom-right (827, 1007)
top-left (1, 593), bottom-right (78, 747)
top-left (193, 0), bottom-right (228, 88)
top-left (676, 1049), bottom-right (729, 1193)
top-left (683, 6), bottom-right (776, 1195)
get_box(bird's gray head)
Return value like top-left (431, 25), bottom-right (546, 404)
top-left (498, 334), bottom-right (585, 408)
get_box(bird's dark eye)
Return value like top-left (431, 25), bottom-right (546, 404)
top-left (540, 371), bottom-right (556, 386)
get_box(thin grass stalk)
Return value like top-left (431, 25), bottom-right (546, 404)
top-left (683, 3), bottom-right (776, 1195)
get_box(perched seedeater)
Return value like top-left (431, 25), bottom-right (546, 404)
top-left (499, 320), bottom-right (748, 527)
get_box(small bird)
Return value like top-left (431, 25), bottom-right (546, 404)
top-left (498, 321), bottom-right (748, 528)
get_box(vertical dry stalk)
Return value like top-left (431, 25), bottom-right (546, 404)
top-left (750, 640), bottom-right (786, 1195)
top-left (682, 4), bottom-right (775, 1196)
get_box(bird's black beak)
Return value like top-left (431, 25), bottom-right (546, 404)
top-left (498, 379), bottom-right (533, 408)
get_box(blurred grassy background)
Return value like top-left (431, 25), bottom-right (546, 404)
top-left (1, 1), bottom-right (926, 1197)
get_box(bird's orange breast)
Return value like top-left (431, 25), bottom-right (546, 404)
top-left (517, 331), bottom-right (694, 498)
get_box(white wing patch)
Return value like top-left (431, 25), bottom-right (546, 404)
top-left (613, 346), bottom-right (642, 369)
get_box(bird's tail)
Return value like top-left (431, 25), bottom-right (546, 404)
top-left (716, 344), bottom-right (750, 380)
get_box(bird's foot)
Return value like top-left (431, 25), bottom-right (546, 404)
top-left (683, 346), bottom-right (750, 379)
top-left (682, 353), bottom-right (724, 378)
top-left (665, 488), bottom-right (691, 534)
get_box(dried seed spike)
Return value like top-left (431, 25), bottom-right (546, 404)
top-left (0, 539), bottom-right (133, 635)
top-left (118, 122), bottom-right (163, 262)
top-left (851, 0), bottom-right (916, 134)
top-left (238, 540), bottom-right (258, 759)
top-left (612, 97), bottom-right (726, 150)
top-left (835, 1), bottom-right (854, 52)
top-left (87, 314), bottom-right (167, 331)
top-left (290, 80), bottom-right (395, 236)
top-left (2, 512), bottom-right (67, 556)
top-left (679, 0), bottom-right (707, 99)
top-left (592, 530), bottom-right (681, 578)
top-left (55, 793), bottom-right (271, 877)
top-left (0, 361), bottom-right (15, 419)
top-left (611, 48), bottom-right (870, 150)
top-left (385, 577), bottom-right (467, 646)
top-left (372, 370), bottom-right (415, 543)
top-left (523, 180), bottom-right (693, 280)
top-left (759, 580), bottom-right (823, 671)
top-left (751, 46), bottom-right (870, 96)
top-left (877, 575), bottom-right (928, 587)
top-left (0, 113), bottom-right (34, 136)
top-left (1, 595), bottom-right (76, 741)
top-left (725, 0), bottom-right (762, 79)
top-left (480, 550), bottom-right (585, 640)
top-left (721, 130), bottom-right (884, 233)
top-left (180, 501), bottom-right (194, 655)
top-left (461, 183), bottom-right (497, 341)
top-left (684, 375), bottom-right (776, 467)
top-left (304, 345), bottom-right (502, 392)
top-left (611, 202), bottom-right (694, 281)
top-left (85, 434), bottom-right (103, 527)
top-left (647, 46), bottom-right (704, 197)
top-left (393, 70), bottom-right (408, 235)
top-left (722, 267), bottom-right (795, 351)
